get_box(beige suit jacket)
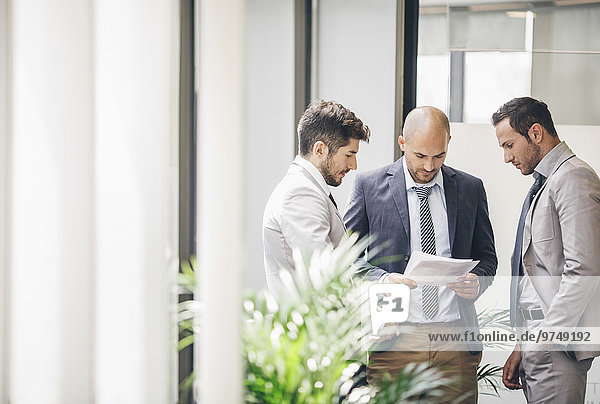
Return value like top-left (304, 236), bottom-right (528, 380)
top-left (263, 156), bottom-right (345, 298)
top-left (523, 142), bottom-right (600, 360)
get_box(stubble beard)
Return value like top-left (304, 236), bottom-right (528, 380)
top-left (407, 160), bottom-right (436, 184)
top-left (522, 141), bottom-right (543, 175)
top-left (319, 155), bottom-right (343, 187)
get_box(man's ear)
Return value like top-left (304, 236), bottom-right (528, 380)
top-left (398, 136), bottom-right (406, 152)
top-left (312, 140), bottom-right (328, 157)
top-left (528, 123), bottom-right (544, 144)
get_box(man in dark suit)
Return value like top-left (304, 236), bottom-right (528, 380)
top-left (344, 106), bottom-right (497, 403)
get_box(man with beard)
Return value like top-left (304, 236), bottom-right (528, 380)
top-left (262, 100), bottom-right (371, 298)
top-left (344, 106), bottom-right (497, 403)
top-left (494, 97), bottom-right (600, 403)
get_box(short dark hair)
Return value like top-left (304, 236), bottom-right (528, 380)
top-left (298, 100), bottom-right (370, 156)
top-left (491, 97), bottom-right (558, 138)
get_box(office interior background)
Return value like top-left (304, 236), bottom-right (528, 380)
top-left (0, 0), bottom-right (598, 402)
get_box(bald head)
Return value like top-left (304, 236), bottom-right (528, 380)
top-left (398, 106), bottom-right (451, 184)
top-left (402, 106), bottom-right (450, 143)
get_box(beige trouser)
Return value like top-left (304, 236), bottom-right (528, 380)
top-left (519, 319), bottom-right (593, 403)
top-left (367, 322), bottom-right (482, 404)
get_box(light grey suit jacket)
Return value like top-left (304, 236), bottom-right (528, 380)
top-left (263, 156), bottom-right (345, 297)
top-left (522, 142), bottom-right (600, 360)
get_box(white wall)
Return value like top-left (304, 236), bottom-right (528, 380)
top-left (315, 0), bottom-right (398, 213)
top-left (244, 0), bottom-right (295, 291)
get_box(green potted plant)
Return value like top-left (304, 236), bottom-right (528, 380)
top-left (179, 235), bottom-right (507, 402)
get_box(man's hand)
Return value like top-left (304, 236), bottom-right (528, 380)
top-left (502, 348), bottom-right (523, 390)
top-left (385, 273), bottom-right (417, 289)
top-left (447, 273), bottom-right (479, 299)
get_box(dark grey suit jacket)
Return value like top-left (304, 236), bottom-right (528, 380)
top-left (344, 158), bottom-right (497, 353)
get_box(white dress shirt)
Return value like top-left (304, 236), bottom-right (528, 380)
top-left (403, 158), bottom-right (460, 323)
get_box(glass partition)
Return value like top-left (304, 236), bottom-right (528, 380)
top-left (418, 0), bottom-right (600, 125)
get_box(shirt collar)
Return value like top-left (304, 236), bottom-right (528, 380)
top-left (293, 155), bottom-right (330, 195)
top-left (402, 156), bottom-right (444, 191)
top-left (534, 141), bottom-right (568, 179)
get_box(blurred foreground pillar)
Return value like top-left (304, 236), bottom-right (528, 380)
top-left (9, 1), bottom-right (95, 402)
top-left (196, 0), bottom-right (245, 402)
top-left (5, 0), bottom-right (179, 402)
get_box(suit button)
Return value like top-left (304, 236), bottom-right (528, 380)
top-left (404, 255), bottom-right (409, 261)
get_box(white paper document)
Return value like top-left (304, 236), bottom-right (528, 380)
top-left (403, 251), bottom-right (479, 285)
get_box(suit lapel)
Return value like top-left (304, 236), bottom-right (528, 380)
top-left (442, 165), bottom-right (458, 251)
top-left (333, 207), bottom-right (346, 231)
top-left (523, 150), bottom-right (576, 257)
top-left (387, 159), bottom-right (410, 241)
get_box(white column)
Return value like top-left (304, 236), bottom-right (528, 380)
top-left (0, 0), bottom-right (9, 401)
top-left (9, 0), bottom-right (95, 402)
top-left (94, 1), bottom-right (179, 403)
top-left (7, 0), bottom-right (179, 402)
top-left (197, 0), bottom-right (245, 402)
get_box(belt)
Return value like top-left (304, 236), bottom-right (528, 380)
top-left (403, 320), bottom-right (459, 327)
top-left (518, 306), bottom-right (545, 321)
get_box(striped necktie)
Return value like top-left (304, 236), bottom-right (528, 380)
top-left (414, 186), bottom-right (438, 319)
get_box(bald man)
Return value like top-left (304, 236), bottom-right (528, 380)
top-left (344, 107), bottom-right (497, 403)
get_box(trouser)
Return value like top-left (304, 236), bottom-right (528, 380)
top-left (520, 348), bottom-right (593, 403)
top-left (367, 322), bottom-right (482, 404)
top-left (518, 317), bottom-right (594, 403)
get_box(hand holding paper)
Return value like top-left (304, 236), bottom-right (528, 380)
top-left (447, 272), bottom-right (479, 299)
top-left (403, 251), bottom-right (479, 287)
